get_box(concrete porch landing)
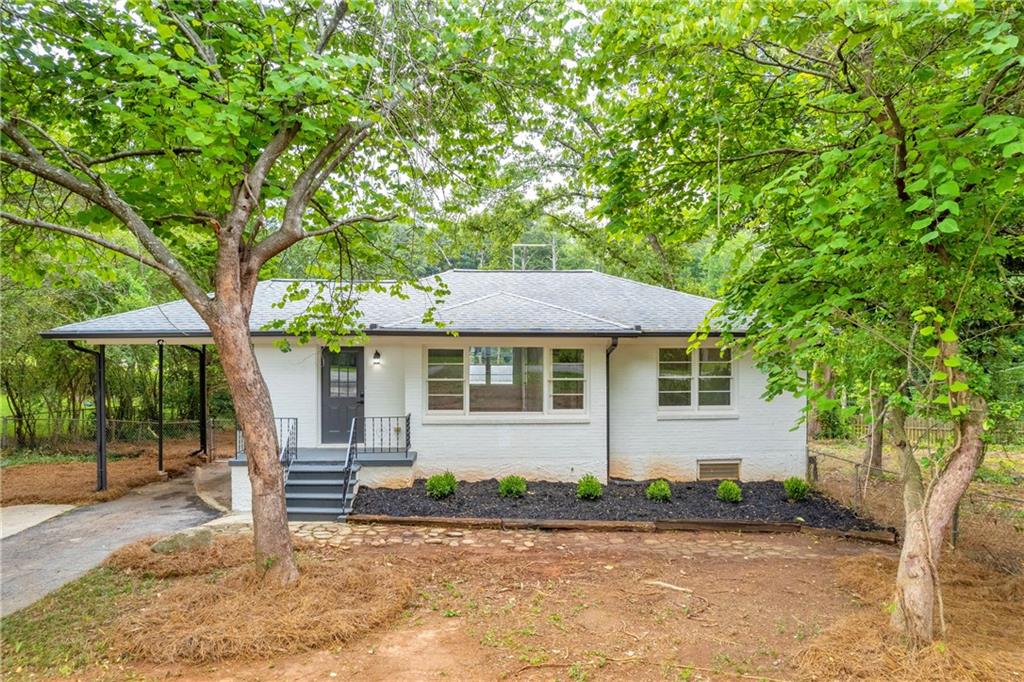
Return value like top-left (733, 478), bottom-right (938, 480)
top-left (295, 447), bottom-right (416, 466)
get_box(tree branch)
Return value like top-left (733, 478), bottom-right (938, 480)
top-left (0, 211), bottom-right (172, 276)
top-left (301, 213), bottom-right (399, 238)
top-left (88, 147), bottom-right (202, 166)
top-left (163, 3), bottom-right (223, 81)
top-left (1, 117), bottom-right (210, 309)
top-left (316, 1), bottom-right (349, 54)
top-left (881, 95), bottom-right (910, 201)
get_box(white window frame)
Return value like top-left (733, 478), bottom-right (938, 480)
top-left (423, 343), bottom-right (590, 418)
top-left (549, 347), bottom-right (586, 412)
top-left (657, 346), bottom-right (734, 413)
top-left (426, 348), bottom-right (466, 412)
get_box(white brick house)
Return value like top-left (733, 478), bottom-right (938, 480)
top-left (44, 270), bottom-right (806, 518)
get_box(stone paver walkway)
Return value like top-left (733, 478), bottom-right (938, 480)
top-left (209, 520), bottom-right (892, 561)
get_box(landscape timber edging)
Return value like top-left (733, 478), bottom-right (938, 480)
top-left (345, 514), bottom-right (898, 544)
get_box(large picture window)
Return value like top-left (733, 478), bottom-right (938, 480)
top-left (469, 346), bottom-right (543, 412)
top-left (551, 348), bottom-right (585, 410)
top-left (427, 348), bottom-right (464, 411)
top-left (658, 347), bottom-right (732, 409)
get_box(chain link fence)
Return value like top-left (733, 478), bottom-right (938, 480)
top-left (1, 414), bottom-right (238, 460)
top-left (810, 448), bottom-right (1024, 574)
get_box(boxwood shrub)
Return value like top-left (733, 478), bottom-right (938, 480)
top-left (716, 480), bottom-right (742, 503)
top-left (425, 471), bottom-right (458, 499)
top-left (576, 474), bottom-right (603, 500)
top-left (645, 479), bottom-right (672, 502)
top-left (498, 475), bottom-right (528, 498)
top-left (783, 476), bottom-right (810, 502)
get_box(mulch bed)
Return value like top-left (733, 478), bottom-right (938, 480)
top-left (353, 479), bottom-right (883, 531)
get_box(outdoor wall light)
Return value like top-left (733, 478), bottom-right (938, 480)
top-left (372, 350), bottom-right (381, 366)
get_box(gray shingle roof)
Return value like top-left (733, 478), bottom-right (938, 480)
top-left (42, 270), bottom-right (739, 340)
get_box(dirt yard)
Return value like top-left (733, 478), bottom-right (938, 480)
top-left (5, 522), bottom-right (1021, 681)
top-left (1, 439), bottom-right (204, 506)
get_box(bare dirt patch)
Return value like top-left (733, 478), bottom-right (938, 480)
top-left (119, 531), bottom-right (886, 681)
top-left (10, 527), bottom-right (1019, 681)
top-left (0, 440), bottom-right (201, 506)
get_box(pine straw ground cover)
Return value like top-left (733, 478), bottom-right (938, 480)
top-left (798, 554), bottom-right (1024, 680)
top-left (0, 533), bottom-right (414, 677)
top-left (0, 440), bottom-right (200, 505)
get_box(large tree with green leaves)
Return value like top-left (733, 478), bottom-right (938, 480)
top-left (586, 0), bottom-right (1023, 645)
top-left (1, 0), bottom-right (573, 584)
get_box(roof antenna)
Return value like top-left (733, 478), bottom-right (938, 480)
top-left (511, 241), bottom-right (557, 271)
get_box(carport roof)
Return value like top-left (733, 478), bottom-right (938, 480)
top-left (41, 269), bottom-right (741, 340)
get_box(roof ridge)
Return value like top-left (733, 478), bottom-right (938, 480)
top-left (592, 271), bottom-right (721, 304)
top-left (448, 269), bottom-right (595, 273)
top-left (498, 292), bottom-right (633, 329)
top-left (384, 291), bottom-right (503, 326)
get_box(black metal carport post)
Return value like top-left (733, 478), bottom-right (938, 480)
top-left (182, 344), bottom-right (208, 459)
top-left (68, 341), bottom-right (107, 491)
top-left (157, 339), bottom-right (164, 472)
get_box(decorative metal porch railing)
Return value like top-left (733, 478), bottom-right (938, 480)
top-left (361, 414), bottom-right (412, 455)
top-left (234, 417), bottom-right (298, 466)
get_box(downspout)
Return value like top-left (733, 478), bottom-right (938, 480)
top-left (605, 336), bottom-right (619, 482)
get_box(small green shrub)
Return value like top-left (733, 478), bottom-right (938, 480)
top-left (645, 479), bottom-right (672, 502)
top-left (783, 476), bottom-right (810, 502)
top-left (425, 471), bottom-right (458, 499)
top-left (576, 474), bottom-right (603, 500)
top-left (498, 475), bottom-right (528, 498)
top-left (716, 480), bottom-right (742, 503)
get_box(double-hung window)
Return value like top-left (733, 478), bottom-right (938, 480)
top-left (427, 349), bottom-right (465, 411)
top-left (658, 347), bottom-right (732, 409)
top-left (551, 348), bottom-right (585, 410)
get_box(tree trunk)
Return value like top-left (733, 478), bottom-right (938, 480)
top-left (888, 406), bottom-right (936, 646)
top-left (209, 312), bottom-right (299, 586)
top-left (866, 394), bottom-right (886, 473)
top-left (888, 395), bottom-right (987, 646)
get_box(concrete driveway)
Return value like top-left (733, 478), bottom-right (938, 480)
top-left (0, 475), bottom-right (219, 616)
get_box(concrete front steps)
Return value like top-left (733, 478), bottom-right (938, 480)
top-left (283, 451), bottom-right (418, 521)
top-left (284, 462), bottom-right (357, 522)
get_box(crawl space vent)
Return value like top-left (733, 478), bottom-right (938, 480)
top-left (697, 459), bottom-right (741, 481)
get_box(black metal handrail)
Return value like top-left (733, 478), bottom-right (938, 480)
top-left (235, 417), bottom-right (298, 466)
top-left (341, 416), bottom-right (359, 506)
top-left (360, 414), bottom-right (412, 456)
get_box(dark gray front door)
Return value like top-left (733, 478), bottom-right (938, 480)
top-left (321, 348), bottom-right (364, 443)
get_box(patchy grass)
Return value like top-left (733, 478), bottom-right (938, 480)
top-left (0, 568), bottom-right (159, 677)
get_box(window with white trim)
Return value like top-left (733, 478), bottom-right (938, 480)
top-left (468, 346), bottom-right (543, 412)
top-left (551, 348), bottom-right (585, 410)
top-left (658, 347), bottom-right (732, 409)
top-left (697, 348), bottom-right (732, 406)
top-left (427, 348), bottom-right (464, 411)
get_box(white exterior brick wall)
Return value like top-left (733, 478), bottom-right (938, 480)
top-left (403, 337), bottom-right (608, 482)
top-left (244, 335), bottom-right (805, 498)
top-left (608, 338), bottom-right (806, 481)
top-left (254, 342), bottom-right (320, 448)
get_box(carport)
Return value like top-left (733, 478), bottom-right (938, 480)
top-left (40, 328), bottom-right (214, 492)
